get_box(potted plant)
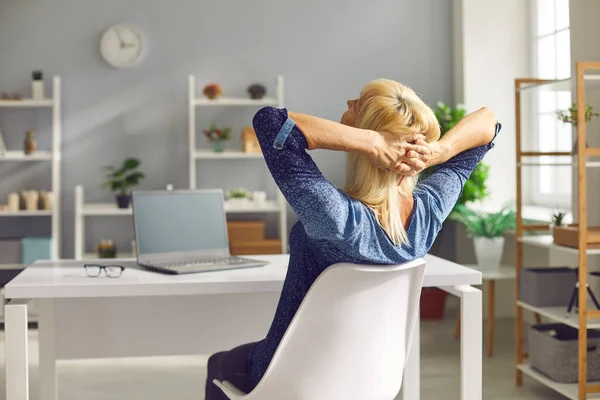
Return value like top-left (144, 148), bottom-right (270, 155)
top-left (434, 102), bottom-right (490, 213)
top-left (556, 103), bottom-right (600, 153)
top-left (226, 188), bottom-right (251, 209)
top-left (452, 205), bottom-right (516, 268)
top-left (203, 123), bottom-right (232, 152)
top-left (247, 83), bottom-right (266, 100)
top-left (102, 158), bottom-right (145, 208)
top-left (550, 210), bottom-right (567, 234)
top-left (203, 83), bottom-right (223, 100)
top-left (97, 239), bottom-right (117, 258)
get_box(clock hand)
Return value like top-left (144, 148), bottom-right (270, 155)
top-left (115, 30), bottom-right (127, 48)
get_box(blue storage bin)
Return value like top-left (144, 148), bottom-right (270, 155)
top-left (21, 237), bottom-right (52, 265)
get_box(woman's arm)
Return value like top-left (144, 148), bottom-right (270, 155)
top-left (427, 107), bottom-right (498, 167)
top-left (413, 107), bottom-right (500, 227)
top-left (289, 111), bottom-right (430, 172)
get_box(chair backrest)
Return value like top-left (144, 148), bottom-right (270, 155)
top-left (248, 258), bottom-right (426, 400)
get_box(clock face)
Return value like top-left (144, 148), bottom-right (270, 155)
top-left (100, 24), bottom-right (144, 68)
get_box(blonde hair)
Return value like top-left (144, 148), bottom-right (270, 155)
top-left (343, 79), bottom-right (440, 246)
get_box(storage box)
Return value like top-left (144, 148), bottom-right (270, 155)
top-left (230, 239), bottom-right (282, 256)
top-left (0, 239), bottom-right (22, 264)
top-left (21, 237), bottom-right (52, 265)
top-left (227, 221), bottom-right (265, 243)
top-left (529, 323), bottom-right (600, 382)
top-left (519, 267), bottom-right (576, 307)
top-left (553, 225), bottom-right (600, 249)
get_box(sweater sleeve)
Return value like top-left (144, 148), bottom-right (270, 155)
top-left (414, 123), bottom-right (500, 230)
top-left (252, 106), bottom-right (362, 240)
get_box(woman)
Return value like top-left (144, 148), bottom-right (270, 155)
top-left (206, 79), bottom-right (498, 398)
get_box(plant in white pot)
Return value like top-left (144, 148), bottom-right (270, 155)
top-left (226, 188), bottom-right (251, 209)
top-left (453, 205), bottom-right (515, 269)
top-left (549, 210), bottom-right (567, 234)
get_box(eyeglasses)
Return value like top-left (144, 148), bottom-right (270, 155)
top-left (84, 264), bottom-right (125, 278)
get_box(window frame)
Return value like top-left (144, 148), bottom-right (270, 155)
top-left (528, 0), bottom-right (572, 208)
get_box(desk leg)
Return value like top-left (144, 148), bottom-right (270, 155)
top-left (442, 285), bottom-right (482, 400)
top-left (5, 299), bottom-right (30, 400)
top-left (401, 314), bottom-right (420, 399)
top-left (487, 280), bottom-right (495, 357)
top-left (38, 299), bottom-right (58, 400)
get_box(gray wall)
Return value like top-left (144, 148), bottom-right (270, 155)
top-left (0, 0), bottom-right (453, 258)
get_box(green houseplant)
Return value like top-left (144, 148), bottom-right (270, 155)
top-left (226, 188), bottom-right (251, 209)
top-left (452, 205), bottom-right (516, 268)
top-left (550, 210), bottom-right (567, 234)
top-left (102, 158), bottom-right (145, 208)
top-left (419, 102), bottom-right (491, 319)
top-left (203, 123), bottom-right (232, 153)
top-left (556, 103), bottom-right (600, 153)
top-left (434, 102), bottom-right (490, 210)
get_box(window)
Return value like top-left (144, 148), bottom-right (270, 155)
top-left (530, 0), bottom-right (572, 207)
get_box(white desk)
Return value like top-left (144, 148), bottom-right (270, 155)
top-left (4, 254), bottom-right (482, 400)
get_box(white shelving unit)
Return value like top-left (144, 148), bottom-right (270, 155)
top-left (73, 185), bottom-right (133, 260)
top-left (0, 76), bottom-right (62, 263)
top-left (188, 75), bottom-right (288, 252)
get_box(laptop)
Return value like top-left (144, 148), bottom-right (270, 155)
top-left (131, 189), bottom-right (268, 274)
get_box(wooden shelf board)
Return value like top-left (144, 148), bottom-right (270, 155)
top-left (224, 200), bottom-right (280, 213)
top-left (517, 75), bottom-right (600, 92)
top-left (0, 151), bottom-right (52, 161)
top-left (517, 301), bottom-right (600, 329)
top-left (193, 97), bottom-right (277, 106)
top-left (83, 253), bottom-right (135, 260)
top-left (0, 99), bottom-right (53, 107)
top-left (0, 210), bottom-right (52, 217)
top-left (518, 235), bottom-right (600, 255)
top-left (521, 151), bottom-right (572, 156)
top-left (518, 363), bottom-right (600, 399)
top-left (82, 203), bottom-right (132, 216)
top-left (194, 150), bottom-right (263, 159)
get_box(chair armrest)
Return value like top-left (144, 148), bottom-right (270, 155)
top-left (212, 379), bottom-right (247, 399)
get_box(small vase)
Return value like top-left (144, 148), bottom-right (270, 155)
top-left (24, 131), bottom-right (36, 155)
top-left (473, 236), bottom-right (505, 268)
top-left (116, 194), bottom-right (131, 209)
top-left (226, 198), bottom-right (250, 209)
top-left (212, 141), bottom-right (226, 153)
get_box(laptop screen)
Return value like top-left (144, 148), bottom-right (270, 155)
top-left (132, 191), bottom-right (228, 255)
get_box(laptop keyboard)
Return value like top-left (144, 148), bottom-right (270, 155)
top-left (157, 256), bottom-right (250, 268)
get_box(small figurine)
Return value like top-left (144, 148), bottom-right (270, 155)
top-left (24, 130), bottom-right (36, 154)
top-left (97, 239), bottom-right (117, 258)
top-left (203, 83), bottom-right (223, 100)
top-left (32, 70), bottom-right (44, 100)
top-left (241, 126), bottom-right (261, 153)
top-left (247, 83), bottom-right (266, 100)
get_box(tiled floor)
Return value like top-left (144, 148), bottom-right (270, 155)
top-left (0, 318), bottom-right (565, 400)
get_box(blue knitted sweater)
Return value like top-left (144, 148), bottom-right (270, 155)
top-left (248, 106), bottom-right (495, 385)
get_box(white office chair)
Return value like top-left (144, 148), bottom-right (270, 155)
top-left (213, 258), bottom-right (426, 400)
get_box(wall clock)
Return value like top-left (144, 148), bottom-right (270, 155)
top-left (100, 24), bottom-right (145, 68)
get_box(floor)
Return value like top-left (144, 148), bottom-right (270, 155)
top-left (0, 318), bottom-right (564, 400)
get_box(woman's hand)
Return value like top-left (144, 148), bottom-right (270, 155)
top-left (368, 132), bottom-right (435, 176)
